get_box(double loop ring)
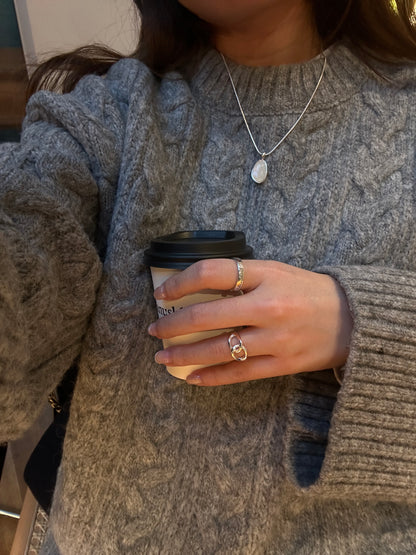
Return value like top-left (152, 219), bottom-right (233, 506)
top-left (228, 332), bottom-right (248, 362)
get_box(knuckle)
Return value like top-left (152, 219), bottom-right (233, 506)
top-left (163, 276), bottom-right (179, 298)
top-left (193, 259), bottom-right (215, 286)
top-left (252, 293), bottom-right (281, 322)
top-left (267, 295), bottom-right (287, 320)
top-left (228, 364), bottom-right (248, 381)
top-left (187, 303), bottom-right (203, 328)
top-left (170, 346), bottom-right (188, 366)
top-left (271, 330), bottom-right (292, 357)
top-left (211, 336), bottom-right (229, 360)
top-left (202, 366), bottom-right (235, 386)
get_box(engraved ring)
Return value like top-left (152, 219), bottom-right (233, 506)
top-left (228, 331), bottom-right (248, 362)
top-left (232, 257), bottom-right (244, 292)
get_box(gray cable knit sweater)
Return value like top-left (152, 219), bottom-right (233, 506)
top-left (1, 42), bottom-right (416, 554)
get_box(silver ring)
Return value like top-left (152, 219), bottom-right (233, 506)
top-left (232, 258), bottom-right (244, 292)
top-left (228, 331), bottom-right (248, 362)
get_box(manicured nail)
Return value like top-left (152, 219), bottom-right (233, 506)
top-left (186, 374), bottom-right (202, 386)
top-left (154, 350), bottom-right (170, 364)
top-left (148, 323), bottom-right (156, 336)
top-left (154, 285), bottom-right (166, 300)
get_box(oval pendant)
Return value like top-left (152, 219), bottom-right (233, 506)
top-left (251, 158), bottom-right (268, 184)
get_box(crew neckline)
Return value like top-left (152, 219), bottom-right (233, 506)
top-left (189, 42), bottom-right (372, 116)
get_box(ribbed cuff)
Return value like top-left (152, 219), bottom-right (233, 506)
top-left (286, 265), bottom-right (416, 501)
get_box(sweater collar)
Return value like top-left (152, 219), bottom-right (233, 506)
top-left (189, 41), bottom-right (371, 115)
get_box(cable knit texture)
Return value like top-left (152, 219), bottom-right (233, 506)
top-left (1, 43), bottom-right (416, 553)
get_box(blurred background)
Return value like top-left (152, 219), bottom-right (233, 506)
top-left (0, 0), bottom-right (26, 142)
top-left (0, 0), bottom-right (137, 143)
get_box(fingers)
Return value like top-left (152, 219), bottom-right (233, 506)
top-left (154, 327), bottom-right (296, 386)
top-left (154, 258), bottom-right (259, 301)
top-left (154, 327), bottom-right (308, 386)
top-left (147, 258), bottom-right (352, 386)
top-left (155, 328), bottom-right (272, 367)
top-left (185, 356), bottom-right (294, 387)
top-left (149, 294), bottom-right (256, 339)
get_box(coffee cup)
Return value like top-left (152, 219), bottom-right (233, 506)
top-left (144, 230), bottom-right (253, 379)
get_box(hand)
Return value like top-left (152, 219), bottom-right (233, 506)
top-left (147, 259), bottom-right (353, 386)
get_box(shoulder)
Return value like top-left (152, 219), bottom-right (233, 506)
top-left (341, 48), bottom-right (416, 126)
top-left (103, 57), bottom-right (159, 106)
top-left (359, 53), bottom-right (416, 97)
top-left (106, 57), bottom-right (196, 119)
top-left (21, 58), bottom-right (160, 158)
top-left (24, 58), bottom-right (153, 128)
top-left (332, 42), bottom-right (416, 96)
top-left (365, 59), bottom-right (416, 127)
top-left (377, 59), bottom-right (416, 87)
top-left (72, 57), bottom-right (194, 125)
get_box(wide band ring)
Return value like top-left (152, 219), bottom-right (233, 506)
top-left (232, 257), bottom-right (244, 292)
top-left (228, 331), bottom-right (248, 362)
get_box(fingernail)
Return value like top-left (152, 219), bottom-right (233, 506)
top-left (148, 323), bottom-right (156, 336)
top-left (186, 373), bottom-right (202, 386)
top-left (154, 285), bottom-right (166, 300)
top-left (154, 350), bottom-right (170, 364)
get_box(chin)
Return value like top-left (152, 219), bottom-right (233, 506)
top-left (177, 0), bottom-right (285, 27)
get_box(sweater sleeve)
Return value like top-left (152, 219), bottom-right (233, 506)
top-left (0, 71), bottom-right (125, 442)
top-left (285, 264), bottom-right (416, 502)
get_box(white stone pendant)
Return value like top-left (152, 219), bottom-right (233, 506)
top-left (251, 158), bottom-right (268, 184)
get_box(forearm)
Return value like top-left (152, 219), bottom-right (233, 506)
top-left (0, 127), bottom-right (104, 440)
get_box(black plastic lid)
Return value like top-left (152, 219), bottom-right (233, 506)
top-left (144, 230), bottom-right (253, 269)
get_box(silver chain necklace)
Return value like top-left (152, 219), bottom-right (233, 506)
top-left (220, 52), bottom-right (327, 184)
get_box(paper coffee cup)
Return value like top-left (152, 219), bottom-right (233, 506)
top-left (144, 230), bottom-right (253, 379)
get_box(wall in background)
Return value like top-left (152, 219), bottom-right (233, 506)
top-left (1, 0), bottom-right (138, 141)
top-left (14, 0), bottom-right (138, 66)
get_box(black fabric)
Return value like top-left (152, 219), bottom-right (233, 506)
top-left (0, 442), bottom-right (7, 480)
top-left (24, 364), bottom-right (78, 513)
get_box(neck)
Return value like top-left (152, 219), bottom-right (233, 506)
top-left (213, 1), bottom-right (320, 66)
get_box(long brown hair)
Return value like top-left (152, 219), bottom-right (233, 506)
top-left (28, 0), bottom-right (416, 96)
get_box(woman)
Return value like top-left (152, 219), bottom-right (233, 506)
top-left (2, 0), bottom-right (416, 553)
